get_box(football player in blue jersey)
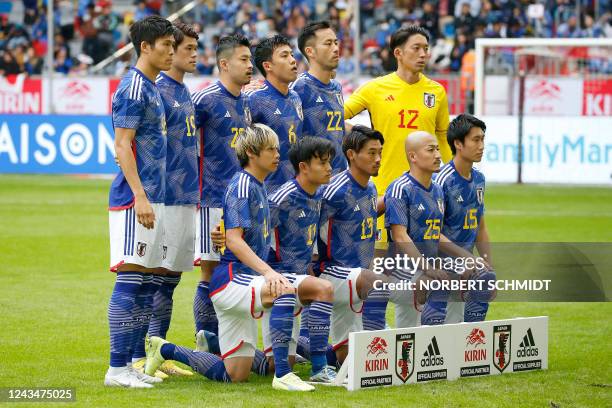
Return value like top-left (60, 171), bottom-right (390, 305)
top-left (105, 15), bottom-right (175, 388)
top-left (135, 22), bottom-right (199, 378)
top-left (433, 114), bottom-right (495, 324)
top-left (249, 35), bottom-right (304, 194)
top-left (293, 21), bottom-right (347, 174)
top-left (259, 137), bottom-right (337, 383)
top-left (192, 34), bottom-right (253, 352)
top-left (146, 124), bottom-right (315, 391)
top-left (315, 125), bottom-right (387, 364)
top-left (382, 131), bottom-right (490, 327)
top-left (382, 131), bottom-right (448, 329)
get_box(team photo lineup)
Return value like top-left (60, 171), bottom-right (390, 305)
top-left (104, 14), bottom-right (500, 391)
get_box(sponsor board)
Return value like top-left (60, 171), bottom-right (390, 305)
top-left (459, 327), bottom-right (491, 377)
top-left (520, 78), bottom-right (583, 116)
top-left (493, 325), bottom-right (512, 373)
top-left (416, 335), bottom-right (448, 382)
top-left (344, 317), bottom-right (547, 390)
top-left (583, 79), bottom-right (611, 116)
top-left (0, 74), bottom-right (43, 114)
top-left (45, 78), bottom-right (110, 114)
top-left (395, 333), bottom-right (415, 383)
top-left (477, 116), bottom-right (612, 184)
top-left (0, 115), bottom-right (116, 174)
top-left (511, 321), bottom-right (547, 372)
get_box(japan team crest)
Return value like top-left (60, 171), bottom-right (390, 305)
top-left (395, 333), bottom-right (415, 383)
top-left (295, 101), bottom-right (304, 120)
top-left (244, 106), bottom-right (252, 125)
top-left (136, 242), bottom-right (147, 257)
top-left (476, 187), bottom-right (484, 205)
top-left (424, 93), bottom-right (436, 108)
top-left (493, 325), bottom-right (511, 373)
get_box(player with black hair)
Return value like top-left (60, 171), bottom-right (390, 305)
top-left (191, 34), bottom-right (254, 353)
top-left (315, 125), bottom-right (388, 364)
top-left (430, 114), bottom-right (495, 324)
top-left (248, 35), bottom-right (304, 194)
top-left (105, 15), bottom-right (174, 388)
top-left (292, 21), bottom-right (347, 173)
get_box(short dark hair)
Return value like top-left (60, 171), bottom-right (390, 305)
top-left (389, 25), bottom-right (430, 53)
top-left (447, 114), bottom-right (486, 155)
top-left (297, 20), bottom-right (332, 62)
top-left (216, 33), bottom-right (251, 67)
top-left (289, 137), bottom-right (336, 174)
top-left (173, 22), bottom-right (199, 48)
top-left (254, 35), bottom-right (291, 78)
top-left (342, 125), bottom-right (385, 160)
top-left (130, 15), bottom-right (175, 57)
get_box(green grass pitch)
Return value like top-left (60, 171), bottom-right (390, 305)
top-left (0, 175), bottom-right (610, 407)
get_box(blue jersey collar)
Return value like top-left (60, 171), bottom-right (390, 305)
top-left (131, 67), bottom-right (156, 85)
top-left (450, 160), bottom-right (473, 183)
top-left (241, 170), bottom-right (264, 186)
top-left (216, 80), bottom-right (241, 100)
top-left (346, 170), bottom-right (369, 190)
top-left (264, 80), bottom-right (290, 99)
top-left (406, 172), bottom-right (433, 192)
top-left (158, 71), bottom-right (184, 87)
top-left (304, 72), bottom-right (333, 89)
top-left (292, 178), bottom-right (317, 198)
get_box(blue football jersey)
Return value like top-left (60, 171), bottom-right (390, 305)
top-left (317, 171), bottom-right (378, 270)
top-left (218, 170), bottom-right (271, 275)
top-left (268, 179), bottom-right (322, 275)
top-left (192, 81), bottom-right (252, 208)
top-left (247, 80), bottom-right (304, 194)
top-left (434, 161), bottom-right (486, 251)
top-left (291, 72), bottom-right (347, 173)
top-left (385, 172), bottom-right (445, 258)
top-left (109, 67), bottom-right (167, 208)
top-left (156, 72), bottom-right (198, 205)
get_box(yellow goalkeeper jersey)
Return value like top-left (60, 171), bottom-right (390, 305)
top-left (344, 72), bottom-right (452, 195)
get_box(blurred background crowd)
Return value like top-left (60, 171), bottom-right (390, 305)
top-left (0, 0), bottom-right (610, 77)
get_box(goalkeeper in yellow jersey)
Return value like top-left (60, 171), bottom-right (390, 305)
top-left (344, 25), bottom-right (452, 195)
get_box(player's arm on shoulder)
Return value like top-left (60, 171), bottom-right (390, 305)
top-left (115, 127), bottom-right (155, 229)
top-left (344, 81), bottom-right (374, 120)
top-left (376, 196), bottom-right (385, 216)
top-left (435, 88), bottom-right (452, 163)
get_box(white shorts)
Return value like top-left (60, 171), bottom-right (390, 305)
top-left (195, 207), bottom-right (223, 264)
top-left (262, 274), bottom-right (309, 357)
top-left (210, 272), bottom-right (266, 359)
top-left (162, 205), bottom-right (196, 272)
top-left (109, 203), bottom-right (165, 271)
top-left (320, 266), bottom-right (363, 349)
top-left (388, 274), bottom-right (421, 329)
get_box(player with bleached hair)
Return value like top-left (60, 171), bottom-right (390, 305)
top-left (191, 33), bottom-right (254, 355)
top-left (146, 124), bottom-right (314, 391)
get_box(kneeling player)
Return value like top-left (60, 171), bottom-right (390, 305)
top-left (315, 126), bottom-right (387, 364)
top-left (145, 124), bottom-right (313, 391)
top-left (432, 114), bottom-right (495, 324)
top-left (261, 137), bottom-right (336, 382)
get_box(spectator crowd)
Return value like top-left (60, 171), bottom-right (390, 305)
top-left (0, 0), bottom-right (610, 77)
